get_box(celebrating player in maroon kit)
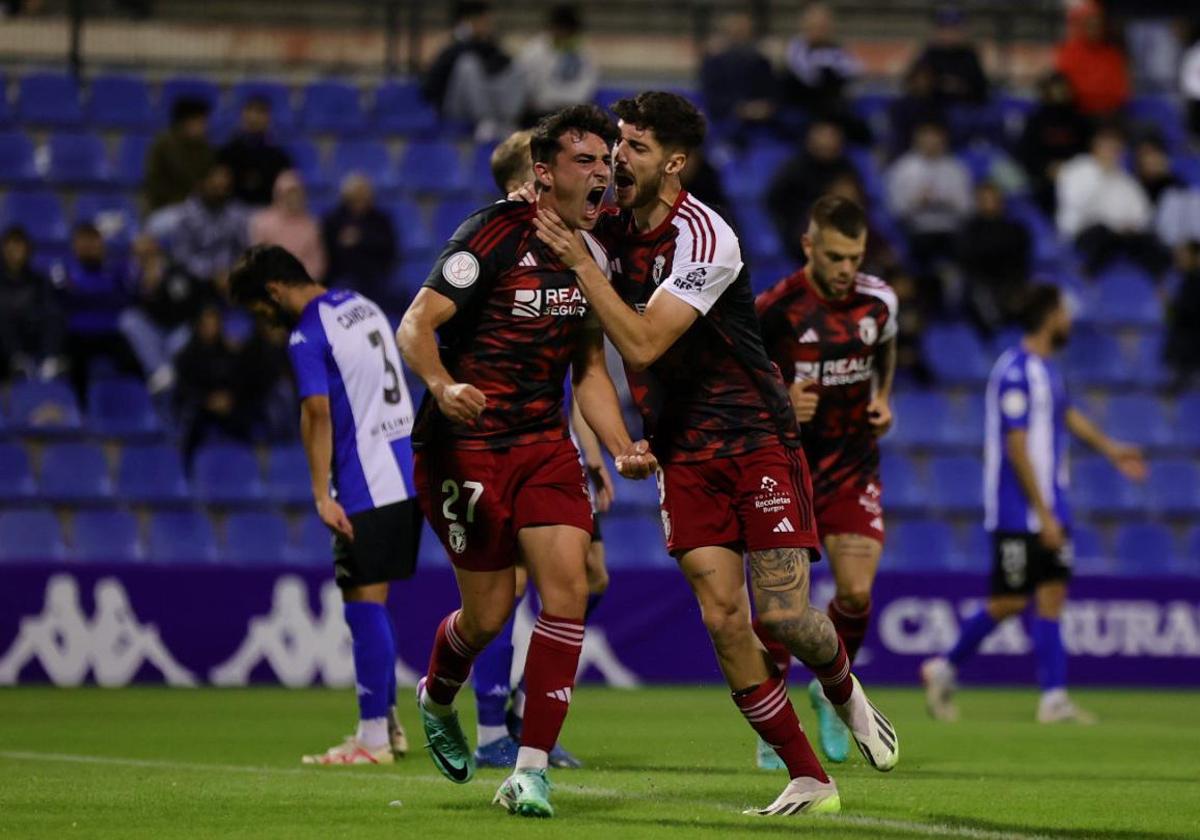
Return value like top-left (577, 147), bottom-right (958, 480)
top-left (397, 105), bottom-right (654, 819)
top-left (754, 195), bottom-right (899, 766)
top-left (533, 92), bottom-right (898, 817)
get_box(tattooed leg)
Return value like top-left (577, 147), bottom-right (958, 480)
top-left (749, 548), bottom-right (839, 665)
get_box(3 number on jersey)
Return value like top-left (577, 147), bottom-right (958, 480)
top-left (367, 329), bottom-right (402, 405)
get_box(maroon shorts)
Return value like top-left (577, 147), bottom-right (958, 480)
top-left (815, 480), bottom-right (885, 544)
top-left (413, 438), bottom-right (594, 572)
top-left (657, 443), bottom-right (821, 557)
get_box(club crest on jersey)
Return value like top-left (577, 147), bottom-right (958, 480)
top-left (447, 523), bottom-right (467, 554)
top-left (858, 316), bottom-right (878, 346)
top-left (652, 255), bottom-right (666, 285)
top-left (760, 476), bottom-right (779, 492)
top-left (442, 251), bottom-right (480, 289)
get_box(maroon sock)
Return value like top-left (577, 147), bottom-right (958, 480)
top-left (827, 597), bottom-right (871, 664)
top-left (752, 617), bottom-right (792, 681)
top-left (807, 637), bottom-right (854, 706)
top-left (424, 610), bottom-right (480, 707)
top-left (733, 676), bottom-right (828, 782)
top-left (520, 613), bottom-right (585, 753)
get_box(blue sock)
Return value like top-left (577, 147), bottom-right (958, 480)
top-left (343, 602), bottom-right (393, 722)
top-left (472, 612), bottom-right (515, 729)
top-left (384, 612), bottom-right (397, 709)
top-left (585, 591), bottom-right (604, 621)
top-left (1032, 617), bottom-right (1067, 692)
top-left (947, 609), bottom-right (997, 668)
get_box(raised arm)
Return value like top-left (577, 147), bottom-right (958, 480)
top-left (1066, 407), bottom-right (1147, 481)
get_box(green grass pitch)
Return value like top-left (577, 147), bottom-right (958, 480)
top-left (1, 685), bottom-right (1197, 839)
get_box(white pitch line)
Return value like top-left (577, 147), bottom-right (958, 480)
top-left (0, 751), bottom-right (1048, 839)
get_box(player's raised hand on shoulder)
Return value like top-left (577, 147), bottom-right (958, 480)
top-left (316, 497), bottom-right (354, 542)
top-left (615, 439), bottom-right (657, 480)
top-left (507, 181), bottom-right (537, 204)
top-left (588, 461), bottom-right (615, 513)
top-left (867, 394), bottom-right (893, 437)
top-left (434, 381), bottom-right (487, 424)
top-left (1107, 441), bottom-right (1147, 482)
top-left (789, 377), bottom-right (820, 424)
top-left (534, 208), bottom-right (589, 269)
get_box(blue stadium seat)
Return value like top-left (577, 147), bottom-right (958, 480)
top-left (87, 74), bottom-right (155, 131)
top-left (72, 509), bottom-right (142, 563)
top-left (39, 442), bottom-right (113, 503)
top-left (1, 190), bottom-right (69, 249)
top-left (735, 204), bottom-right (784, 263)
top-left (1145, 459), bottom-right (1200, 517)
top-left (0, 72), bottom-right (9, 126)
top-left (1085, 268), bottom-right (1162, 327)
top-left (721, 142), bottom-right (790, 202)
top-left (74, 193), bottom-right (139, 248)
top-left (224, 511), bottom-right (290, 565)
top-left (889, 392), bottom-right (952, 448)
top-left (114, 133), bottom-right (153, 188)
top-left (417, 521), bottom-right (448, 568)
top-left (921, 323), bottom-right (991, 385)
top-left (300, 80), bottom-right (367, 136)
top-left (1103, 395), bottom-right (1172, 448)
top-left (1064, 328), bottom-right (1130, 387)
top-left (148, 511), bottom-right (218, 563)
top-left (45, 133), bottom-right (111, 187)
top-left (942, 395), bottom-right (984, 448)
top-left (1072, 456), bottom-right (1142, 516)
top-left (17, 72), bottom-right (83, 128)
top-left (87, 378), bottom-right (162, 439)
top-left (373, 81), bottom-right (438, 136)
top-left (1006, 198), bottom-right (1062, 269)
top-left (469, 140), bottom-right (500, 199)
top-left (0, 442), bottom-right (36, 503)
top-left (192, 444), bottom-right (264, 505)
top-left (228, 79), bottom-right (295, 131)
top-left (291, 514), bottom-right (334, 565)
top-left (431, 197), bottom-right (483, 244)
top-left (264, 446), bottom-right (311, 505)
top-left (1129, 331), bottom-right (1171, 390)
top-left (8, 380), bottom-right (82, 434)
top-left (0, 131), bottom-right (38, 184)
top-left (159, 76), bottom-right (221, 120)
top-left (889, 520), bottom-right (955, 570)
top-left (602, 512), bottom-right (672, 568)
top-left (1177, 393), bottom-right (1200, 449)
top-left (927, 455), bottom-right (983, 514)
top-left (956, 524), bottom-right (990, 570)
top-left (1113, 523), bottom-right (1177, 576)
top-left (1126, 95), bottom-right (1186, 152)
top-left (1070, 525), bottom-right (1108, 575)
top-left (386, 198), bottom-right (432, 258)
top-left (397, 139), bottom-right (467, 195)
top-left (594, 85), bottom-right (638, 110)
top-left (0, 509), bottom-right (65, 561)
top-left (1173, 153), bottom-right (1200, 187)
top-left (283, 139), bottom-right (328, 193)
top-left (117, 443), bottom-right (190, 504)
top-left (329, 139), bottom-right (398, 193)
top-left (879, 453), bottom-right (923, 513)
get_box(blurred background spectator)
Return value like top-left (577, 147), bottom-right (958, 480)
top-left (0, 226), bottom-right (64, 382)
top-left (1054, 0), bottom-right (1130, 118)
top-left (322, 173), bottom-right (397, 304)
top-left (1132, 134), bottom-right (1180, 207)
top-left (167, 162), bottom-right (248, 291)
top-left (1183, 24), bottom-right (1200, 137)
top-left (174, 304), bottom-right (254, 466)
top-left (1017, 72), bottom-right (1091, 215)
top-left (144, 97), bottom-right (214, 212)
top-left (700, 11), bottom-right (777, 144)
top-left (910, 4), bottom-right (988, 105)
top-left (780, 1), bottom-right (870, 143)
top-left (217, 96), bottom-right (293, 207)
top-left (517, 3), bottom-right (598, 124)
top-left (888, 60), bottom-right (946, 160)
top-left (957, 182), bottom-right (1032, 335)
top-left (767, 119), bottom-right (856, 261)
top-left (249, 170), bottom-right (326, 283)
top-left (1165, 241), bottom-right (1200, 392)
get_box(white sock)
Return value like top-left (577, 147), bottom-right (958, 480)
top-left (356, 717), bottom-right (389, 750)
top-left (477, 724), bottom-right (508, 747)
top-left (1040, 687), bottom-right (1068, 706)
top-left (515, 746), bottom-right (548, 771)
top-left (419, 685), bottom-right (454, 719)
top-left (511, 688), bottom-right (526, 719)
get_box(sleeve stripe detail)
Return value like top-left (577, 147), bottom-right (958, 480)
top-left (676, 205), bottom-right (707, 263)
top-left (468, 213), bottom-right (521, 256)
top-left (676, 207), bottom-right (702, 262)
top-left (682, 197), bottom-right (718, 262)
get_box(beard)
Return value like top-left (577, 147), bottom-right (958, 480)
top-left (1050, 327), bottom-right (1070, 351)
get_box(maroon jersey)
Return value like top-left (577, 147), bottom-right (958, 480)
top-left (414, 201), bottom-right (610, 450)
top-left (755, 268), bottom-right (898, 496)
top-left (594, 190), bottom-right (799, 463)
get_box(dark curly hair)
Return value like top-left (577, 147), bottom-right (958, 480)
top-left (228, 245), bottom-right (314, 306)
top-left (529, 104), bottom-right (619, 166)
top-left (611, 91), bottom-right (707, 152)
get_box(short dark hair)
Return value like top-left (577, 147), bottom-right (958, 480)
top-left (72, 221), bottom-right (101, 238)
top-left (452, 1), bottom-right (491, 24)
top-left (1018, 283), bottom-right (1063, 334)
top-left (548, 3), bottom-right (581, 32)
top-left (170, 96), bottom-right (211, 127)
top-left (529, 104), bottom-right (618, 166)
top-left (809, 194), bottom-right (866, 239)
top-left (229, 245), bottom-right (314, 306)
top-left (611, 91), bottom-right (707, 152)
top-left (243, 95), bottom-right (272, 112)
top-left (2, 225), bottom-right (29, 246)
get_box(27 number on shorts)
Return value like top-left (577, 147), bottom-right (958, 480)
top-left (442, 479), bottom-right (484, 523)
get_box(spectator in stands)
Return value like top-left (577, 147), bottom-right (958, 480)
top-left (422, 0), bottom-right (527, 141)
top-left (680, 147), bottom-right (730, 216)
top-left (0, 226), bottom-right (64, 381)
top-left (1017, 72), bottom-right (1091, 216)
top-left (322, 173), bottom-right (397, 303)
top-left (699, 11), bottom-right (777, 142)
top-left (958, 182), bottom-right (1032, 335)
top-left (766, 119), bottom-right (857, 261)
top-left (118, 236), bottom-right (206, 395)
top-left (169, 162), bottom-right (248, 291)
top-left (237, 317), bottom-right (297, 442)
top-left (1132, 134), bottom-right (1181, 207)
top-left (249, 170), bottom-right (326, 283)
top-left (517, 4), bottom-right (599, 124)
top-left (1164, 241), bottom-right (1200, 391)
top-left (1156, 184), bottom-right (1200, 249)
top-left (1182, 25), bottom-right (1200, 138)
top-left (780, 1), bottom-right (870, 143)
top-left (217, 95), bottom-right (293, 207)
top-left (909, 4), bottom-right (988, 105)
top-left (888, 60), bottom-right (946, 159)
top-left (1056, 125), bottom-right (1169, 278)
top-left (174, 303), bottom-right (254, 465)
top-left (144, 97), bottom-right (215, 212)
top-left (885, 120), bottom-right (972, 308)
top-left (1054, 0), bottom-right (1129, 117)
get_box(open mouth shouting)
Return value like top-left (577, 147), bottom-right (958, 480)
top-left (614, 168), bottom-right (636, 204)
top-left (582, 184), bottom-right (607, 223)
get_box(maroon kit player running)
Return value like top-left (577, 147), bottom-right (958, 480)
top-left (533, 91), bottom-right (899, 816)
top-left (754, 195), bottom-right (899, 765)
top-left (396, 105), bottom-right (654, 819)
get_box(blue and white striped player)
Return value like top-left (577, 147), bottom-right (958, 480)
top-left (922, 285), bottom-right (1145, 724)
top-left (230, 244), bottom-right (421, 764)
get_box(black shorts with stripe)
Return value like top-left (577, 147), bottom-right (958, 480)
top-left (989, 531), bottom-right (1073, 596)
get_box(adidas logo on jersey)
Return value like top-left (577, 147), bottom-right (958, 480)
top-left (546, 687), bottom-right (573, 703)
top-left (518, 251), bottom-right (538, 268)
top-left (772, 517), bottom-right (796, 533)
top-left (798, 328), bottom-right (819, 343)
